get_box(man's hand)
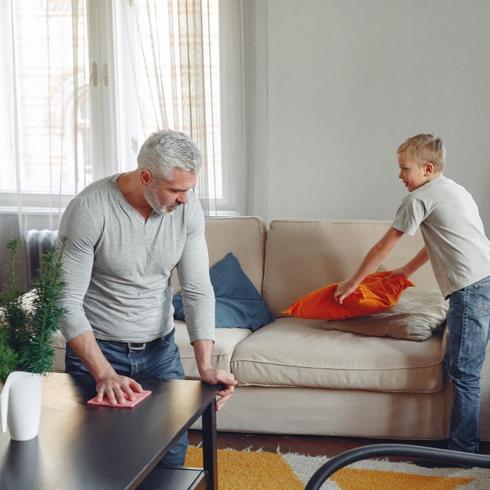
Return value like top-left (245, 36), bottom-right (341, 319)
top-left (192, 339), bottom-right (238, 410)
top-left (68, 332), bottom-right (143, 406)
top-left (199, 368), bottom-right (237, 411)
top-left (95, 373), bottom-right (143, 406)
top-left (334, 279), bottom-right (359, 304)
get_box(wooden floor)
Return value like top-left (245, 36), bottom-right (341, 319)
top-left (189, 430), bottom-right (490, 458)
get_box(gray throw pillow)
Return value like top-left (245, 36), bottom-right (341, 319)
top-left (322, 288), bottom-right (448, 341)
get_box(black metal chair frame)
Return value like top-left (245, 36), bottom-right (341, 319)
top-left (305, 443), bottom-right (490, 490)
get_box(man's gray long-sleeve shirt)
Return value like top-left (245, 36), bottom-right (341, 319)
top-left (58, 174), bottom-right (215, 344)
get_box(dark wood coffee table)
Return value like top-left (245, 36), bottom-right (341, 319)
top-left (0, 373), bottom-right (220, 489)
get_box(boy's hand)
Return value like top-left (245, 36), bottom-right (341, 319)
top-left (334, 280), bottom-right (358, 304)
top-left (388, 267), bottom-right (409, 278)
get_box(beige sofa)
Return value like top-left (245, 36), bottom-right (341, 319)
top-left (53, 217), bottom-right (490, 441)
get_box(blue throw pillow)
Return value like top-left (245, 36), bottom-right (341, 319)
top-left (172, 253), bottom-right (274, 331)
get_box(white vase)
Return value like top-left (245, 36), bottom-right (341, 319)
top-left (1, 371), bottom-right (43, 441)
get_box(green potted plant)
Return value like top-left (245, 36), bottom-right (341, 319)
top-left (0, 239), bottom-right (64, 441)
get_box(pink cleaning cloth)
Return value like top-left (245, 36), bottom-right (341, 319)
top-left (87, 390), bottom-right (152, 408)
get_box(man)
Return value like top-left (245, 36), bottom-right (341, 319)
top-left (58, 130), bottom-right (236, 467)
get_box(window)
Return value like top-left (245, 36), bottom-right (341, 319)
top-left (0, 0), bottom-right (244, 215)
top-left (0, 0), bottom-right (92, 209)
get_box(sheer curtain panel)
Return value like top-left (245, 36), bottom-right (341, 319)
top-left (114, 0), bottom-right (224, 215)
top-left (0, 0), bottom-right (92, 232)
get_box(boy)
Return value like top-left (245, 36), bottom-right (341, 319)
top-left (334, 133), bottom-right (490, 453)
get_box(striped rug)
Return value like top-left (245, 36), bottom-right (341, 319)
top-left (185, 447), bottom-right (490, 489)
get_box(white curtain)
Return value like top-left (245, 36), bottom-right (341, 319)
top-left (1, 0), bottom-right (91, 234)
top-left (117, 0), bottom-right (222, 215)
top-left (0, 0), bottom-right (91, 289)
top-left (2, 0), bottom-right (222, 231)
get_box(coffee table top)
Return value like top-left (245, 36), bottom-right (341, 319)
top-left (0, 373), bottom-right (219, 490)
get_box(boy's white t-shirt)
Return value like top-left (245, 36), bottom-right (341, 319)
top-left (392, 175), bottom-right (490, 298)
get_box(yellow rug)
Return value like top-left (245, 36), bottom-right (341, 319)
top-left (186, 447), bottom-right (304, 489)
top-left (185, 447), bottom-right (490, 489)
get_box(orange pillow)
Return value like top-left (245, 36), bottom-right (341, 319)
top-left (283, 271), bottom-right (414, 320)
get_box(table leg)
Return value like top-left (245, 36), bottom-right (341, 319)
top-left (202, 399), bottom-right (217, 490)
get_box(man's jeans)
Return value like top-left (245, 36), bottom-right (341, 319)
top-left (65, 329), bottom-right (188, 467)
top-left (446, 275), bottom-right (490, 453)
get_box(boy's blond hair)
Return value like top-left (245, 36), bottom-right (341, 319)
top-left (397, 133), bottom-right (446, 172)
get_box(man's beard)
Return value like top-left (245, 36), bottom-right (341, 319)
top-left (143, 187), bottom-right (177, 215)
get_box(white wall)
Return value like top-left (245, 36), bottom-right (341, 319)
top-left (245, 0), bottom-right (490, 230)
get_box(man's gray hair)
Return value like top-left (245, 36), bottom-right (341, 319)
top-left (137, 130), bottom-right (202, 180)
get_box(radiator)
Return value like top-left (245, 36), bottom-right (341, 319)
top-left (24, 229), bottom-right (59, 285)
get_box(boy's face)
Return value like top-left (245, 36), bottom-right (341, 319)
top-left (397, 151), bottom-right (431, 192)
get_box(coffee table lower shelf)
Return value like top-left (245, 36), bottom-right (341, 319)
top-left (138, 467), bottom-right (208, 490)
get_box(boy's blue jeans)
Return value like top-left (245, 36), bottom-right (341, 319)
top-left (446, 275), bottom-right (490, 453)
top-left (65, 329), bottom-right (188, 467)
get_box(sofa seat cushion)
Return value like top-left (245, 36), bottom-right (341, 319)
top-left (175, 320), bottom-right (252, 378)
top-left (231, 318), bottom-right (446, 393)
top-left (52, 329), bottom-right (68, 372)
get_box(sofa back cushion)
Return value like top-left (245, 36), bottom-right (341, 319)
top-left (172, 216), bottom-right (267, 294)
top-left (264, 219), bottom-right (438, 315)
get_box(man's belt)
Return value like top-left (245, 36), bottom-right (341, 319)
top-left (99, 337), bottom-right (163, 351)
